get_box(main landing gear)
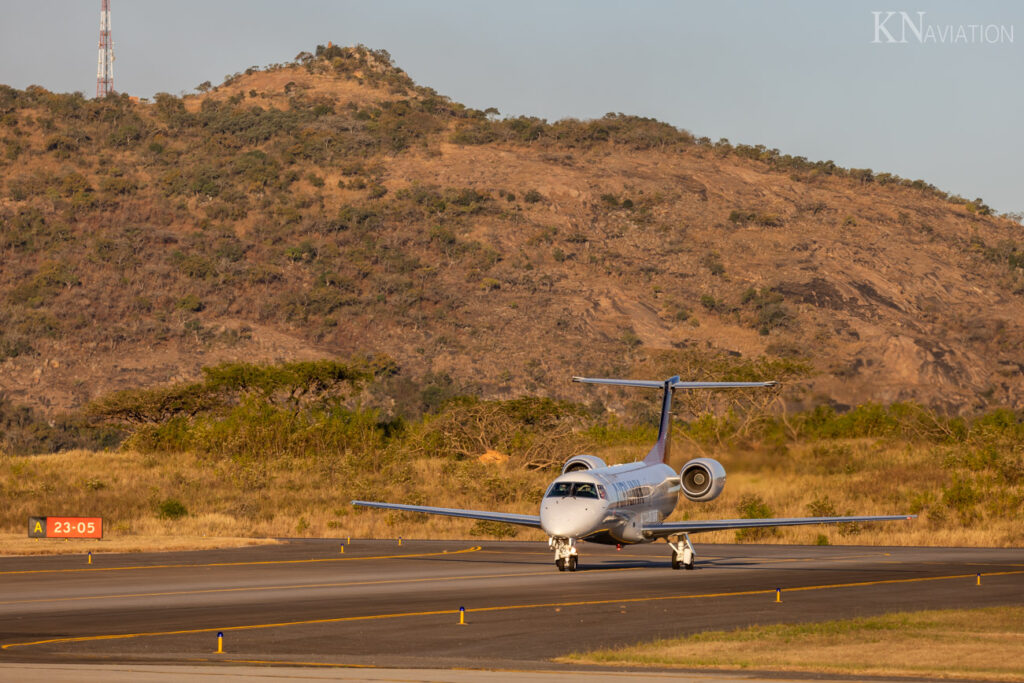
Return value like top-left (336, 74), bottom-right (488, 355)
top-left (550, 537), bottom-right (578, 572)
top-left (668, 533), bottom-right (696, 570)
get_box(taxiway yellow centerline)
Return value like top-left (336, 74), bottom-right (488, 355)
top-left (0, 550), bottom-right (897, 605)
top-left (0, 546), bottom-right (482, 576)
top-left (5, 569), bottom-right (1022, 651)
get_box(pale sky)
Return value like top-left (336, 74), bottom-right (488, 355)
top-left (1, 1), bottom-right (1021, 214)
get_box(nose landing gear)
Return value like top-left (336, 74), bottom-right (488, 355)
top-left (668, 533), bottom-right (695, 570)
top-left (550, 537), bottom-right (578, 572)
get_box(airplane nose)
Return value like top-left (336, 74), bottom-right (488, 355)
top-left (540, 498), bottom-right (606, 538)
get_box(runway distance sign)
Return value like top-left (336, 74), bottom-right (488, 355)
top-left (28, 516), bottom-right (103, 539)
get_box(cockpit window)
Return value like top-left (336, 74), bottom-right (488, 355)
top-left (546, 482), bottom-right (573, 498)
top-left (546, 482), bottom-right (600, 499)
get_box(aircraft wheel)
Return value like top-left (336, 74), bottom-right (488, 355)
top-left (567, 556), bottom-right (578, 572)
top-left (671, 552), bottom-right (681, 570)
top-left (556, 558), bottom-right (566, 572)
top-left (684, 559), bottom-right (695, 570)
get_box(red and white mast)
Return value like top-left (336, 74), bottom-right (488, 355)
top-left (96, 0), bottom-right (114, 97)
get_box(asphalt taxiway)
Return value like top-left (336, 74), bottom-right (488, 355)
top-left (0, 540), bottom-right (1021, 673)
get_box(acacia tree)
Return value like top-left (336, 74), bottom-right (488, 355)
top-left (86, 359), bottom-right (388, 425)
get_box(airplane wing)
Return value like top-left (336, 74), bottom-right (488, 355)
top-left (351, 500), bottom-right (542, 529)
top-left (643, 514), bottom-right (915, 538)
top-left (573, 377), bottom-right (778, 390)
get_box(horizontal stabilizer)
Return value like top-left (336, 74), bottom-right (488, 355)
top-left (573, 377), bottom-right (778, 390)
top-left (572, 377), bottom-right (665, 388)
top-left (672, 380), bottom-right (778, 389)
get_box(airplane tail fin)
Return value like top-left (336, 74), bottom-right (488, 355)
top-left (572, 377), bottom-right (779, 465)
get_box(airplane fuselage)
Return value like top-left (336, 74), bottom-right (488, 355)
top-left (539, 461), bottom-right (679, 544)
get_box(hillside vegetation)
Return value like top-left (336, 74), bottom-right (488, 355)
top-left (2, 359), bottom-right (1021, 547)
top-left (1, 44), bottom-right (1022, 419)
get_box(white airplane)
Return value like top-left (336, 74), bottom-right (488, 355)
top-left (353, 376), bottom-right (915, 571)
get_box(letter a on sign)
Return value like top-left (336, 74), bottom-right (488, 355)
top-left (28, 516), bottom-right (47, 538)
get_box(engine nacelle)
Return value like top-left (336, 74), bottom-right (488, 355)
top-left (679, 457), bottom-right (726, 502)
top-left (561, 454), bottom-right (607, 474)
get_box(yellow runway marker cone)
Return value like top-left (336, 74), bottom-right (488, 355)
top-left (775, 588), bottom-right (782, 603)
top-left (458, 606), bottom-right (466, 625)
top-left (87, 552), bottom-right (92, 565)
top-left (216, 631), bottom-right (224, 654)
top-left (977, 573), bottom-right (982, 586)
top-left (398, 537), bottom-right (402, 546)
top-left (340, 544), bottom-right (344, 554)
top-left (347, 536), bottom-right (351, 545)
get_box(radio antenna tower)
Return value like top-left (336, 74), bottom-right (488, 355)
top-left (96, 0), bottom-right (114, 97)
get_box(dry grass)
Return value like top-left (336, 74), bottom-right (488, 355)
top-left (1, 433), bottom-right (1021, 554)
top-left (0, 448), bottom-right (552, 555)
top-left (561, 606), bottom-right (1024, 682)
top-left (0, 534), bottom-right (278, 556)
top-left (696, 438), bottom-right (1024, 548)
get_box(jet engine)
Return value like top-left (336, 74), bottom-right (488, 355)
top-left (561, 454), bottom-right (607, 474)
top-left (679, 458), bottom-right (726, 502)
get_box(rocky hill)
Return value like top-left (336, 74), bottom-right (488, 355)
top-left (1, 44), bottom-right (1022, 417)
